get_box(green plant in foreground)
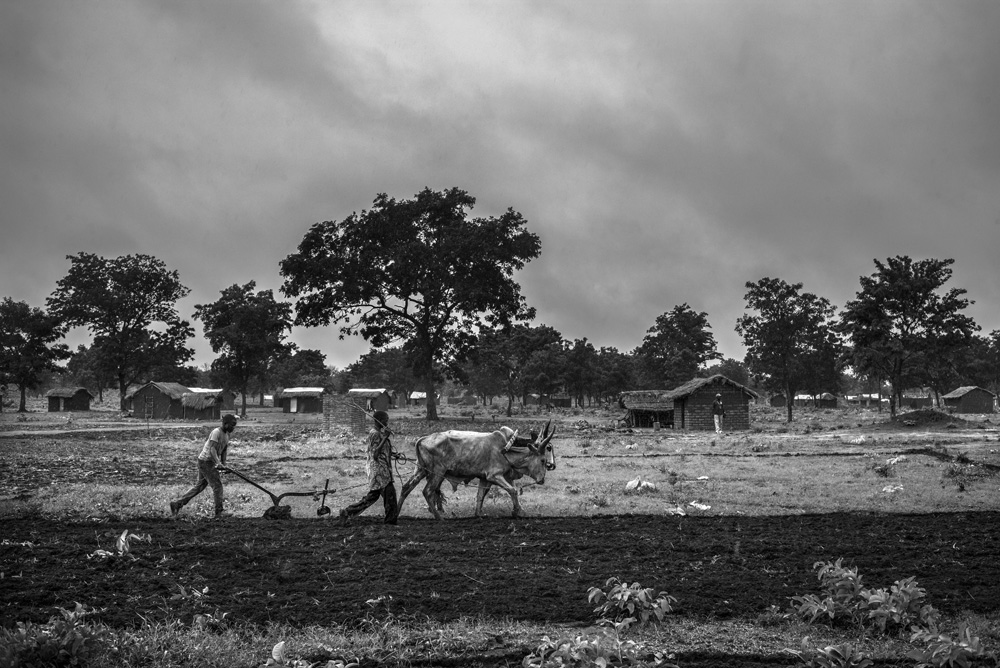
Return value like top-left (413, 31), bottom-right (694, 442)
top-left (793, 638), bottom-right (872, 668)
top-left (908, 623), bottom-right (987, 668)
top-left (0, 602), bottom-right (108, 668)
top-left (588, 577), bottom-right (677, 631)
top-left (789, 559), bottom-right (940, 634)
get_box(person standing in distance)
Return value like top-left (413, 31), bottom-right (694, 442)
top-left (170, 413), bottom-right (237, 519)
top-left (712, 393), bottom-right (725, 434)
top-left (338, 410), bottom-right (398, 526)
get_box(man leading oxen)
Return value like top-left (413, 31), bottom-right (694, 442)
top-left (390, 421), bottom-right (557, 520)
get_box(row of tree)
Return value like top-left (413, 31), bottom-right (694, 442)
top-left (1, 188), bottom-right (995, 422)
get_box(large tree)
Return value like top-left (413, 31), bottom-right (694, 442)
top-left (0, 299), bottom-right (71, 412)
top-left (839, 256), bottom-right (978, 416)
top-left (594, 346), bottom-right (634, 406)
top-left (563, 338), bottom-right (598, 407)
top-left (346, 347), bottom-right (417, 401)
top-left (270, 348), bottom-right (331, 389)
top-left (635, 303), bottom-right (722, 389)
top-left (280, 187), bottom-right (541, 420)
top-left (66, 343), bottom-right (117, 403)
top-left (736, 278), bottom-right (840, 423)
top-left (47, 253), bottom-right (194, 410)
top-left (469, 324), bottom-right (563, 416)
top-left (193, 281), bottom-right (293, 417)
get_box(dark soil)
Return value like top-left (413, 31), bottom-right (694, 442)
top-left (2, 512), bottom-right (997, 633)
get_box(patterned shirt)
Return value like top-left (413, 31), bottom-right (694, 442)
top-left (197, 427), bottom-right (229, 464)
top-left (365, 428), bottom-right (393, 490)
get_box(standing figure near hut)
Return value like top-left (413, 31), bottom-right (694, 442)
top-left (170, 414), bottom-right (237, 519)
top-left (712, 393), bottom-right (725, 434)
top-left (337, 410), bottom-right (398, 526)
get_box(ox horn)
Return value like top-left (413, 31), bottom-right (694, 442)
top-left (504, 429), bottom-right (519, 452)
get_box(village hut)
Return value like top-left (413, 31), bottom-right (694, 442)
top-left (942, 386), bottom-right (996, 414)
top-left (769, 394), bottom-right (786, 408)
top-left (408, 391), bottom-right (439, 407)
top-left (181, 389), bottom-right (236, 420)
top-left (46, 387), bottom-right (94, 412)
top-left (901, 390), bottom-right (934, 409)
top-left (127, 382), bottom-right (191, 419)
top-left (523, 393), bottom-right (545, 406)
top-left (619, 389), bottom-right (675, 428)
top-left (347, 388), bottom-right (394, 412)
top-left (666, 374), bottom-right (758, 431)
top-left (275, 387), bottom-right (325, 413)
top-left (548, 394), bottom-right (573, 408)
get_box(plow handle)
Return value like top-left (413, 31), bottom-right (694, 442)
top-left (223, 466), bottom-right (280, 506)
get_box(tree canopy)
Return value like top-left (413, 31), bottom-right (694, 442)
top-left (635, 303), bottom-right (721, 389)
top-left (0, 298), bottom-right (71, 412)
top-left (193, 281), bottom-right (293, 417)
top-left (736, 277), bottom-right (840, 422)
top-left (839, 256), bottom-right (978, 416)
top-left (280, 187), bottom-right (541, 420)
top-left (468, 324), bottom-right (563, 416)
top-left (47, 253), bottom-right (193, 410)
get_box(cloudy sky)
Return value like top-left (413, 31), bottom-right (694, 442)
top-left (3, 0), bottom-right (999, 371)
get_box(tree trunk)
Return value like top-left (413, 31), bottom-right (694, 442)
top-left (424, 375), bottom-right (438, 421)
top-left (119, 375), bottom-right (128, 412)
top-left (239, 385), bottom-right (248, 418)
top-left (785, 382), bottom-right (793, 423)
top-left (18, 385), bottom-right (27, 412)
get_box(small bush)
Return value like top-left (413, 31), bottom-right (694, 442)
top-left (908, 622), bottom-right (986, 668)
top-left (0, 603), bottom-right (108, 668)
top-left (789, 559), bottom-right (939, 634)
top-left (587, 577), bottom-right (676, 631)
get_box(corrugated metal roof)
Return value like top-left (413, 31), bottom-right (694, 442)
top-left (348, 388), bottom-right (389, 398)
top-left (277, 387), bottom-right (325, 398)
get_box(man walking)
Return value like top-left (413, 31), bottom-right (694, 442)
top-left (171, 413), bottom-right (237, 519)
top-left (338, 410), bottom-right (398, 526)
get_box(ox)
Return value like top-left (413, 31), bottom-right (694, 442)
top-left (394, 421), bottom-right (557, 520)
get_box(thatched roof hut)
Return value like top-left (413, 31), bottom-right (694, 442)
top-left (46, 387), bottom-right (94, 412)
top-left (126, 382), bottom-right (191, 419)
top-left (347, 388), bottom-right (394, 412)
top-left (180, 389), bottom-right (236, 420)
top-left (942, 386), bottom-right (996, 414)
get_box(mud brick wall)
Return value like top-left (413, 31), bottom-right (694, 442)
top-left (681, 387), bottom-right (751, 431)
top-left (323, 394), bottom-right (367, 435)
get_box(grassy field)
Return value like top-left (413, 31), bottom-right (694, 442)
top-left (1, 401), bottom-right (999, 667)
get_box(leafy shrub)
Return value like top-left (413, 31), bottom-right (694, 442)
top-left (0, 603), bottom-right (108, 668)
top-left (789, 560), bottom-right (939, 634)
top-left (587, 577), bottom-right (676, 630)
top-left (908, 622), bottom-right (986, 668)
top-left (864, 576), bottom-right (939, 633)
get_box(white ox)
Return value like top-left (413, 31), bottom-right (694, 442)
top-left (395, 421), bottom-right (557, 520)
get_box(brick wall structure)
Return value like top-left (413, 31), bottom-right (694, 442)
top-left (324, 394), bottom-right (368, 435)
top-left (669, 375), bottom-right (756, 431)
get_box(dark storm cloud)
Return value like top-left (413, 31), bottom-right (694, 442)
top-left (2, 0), bottom-right (999, 368)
